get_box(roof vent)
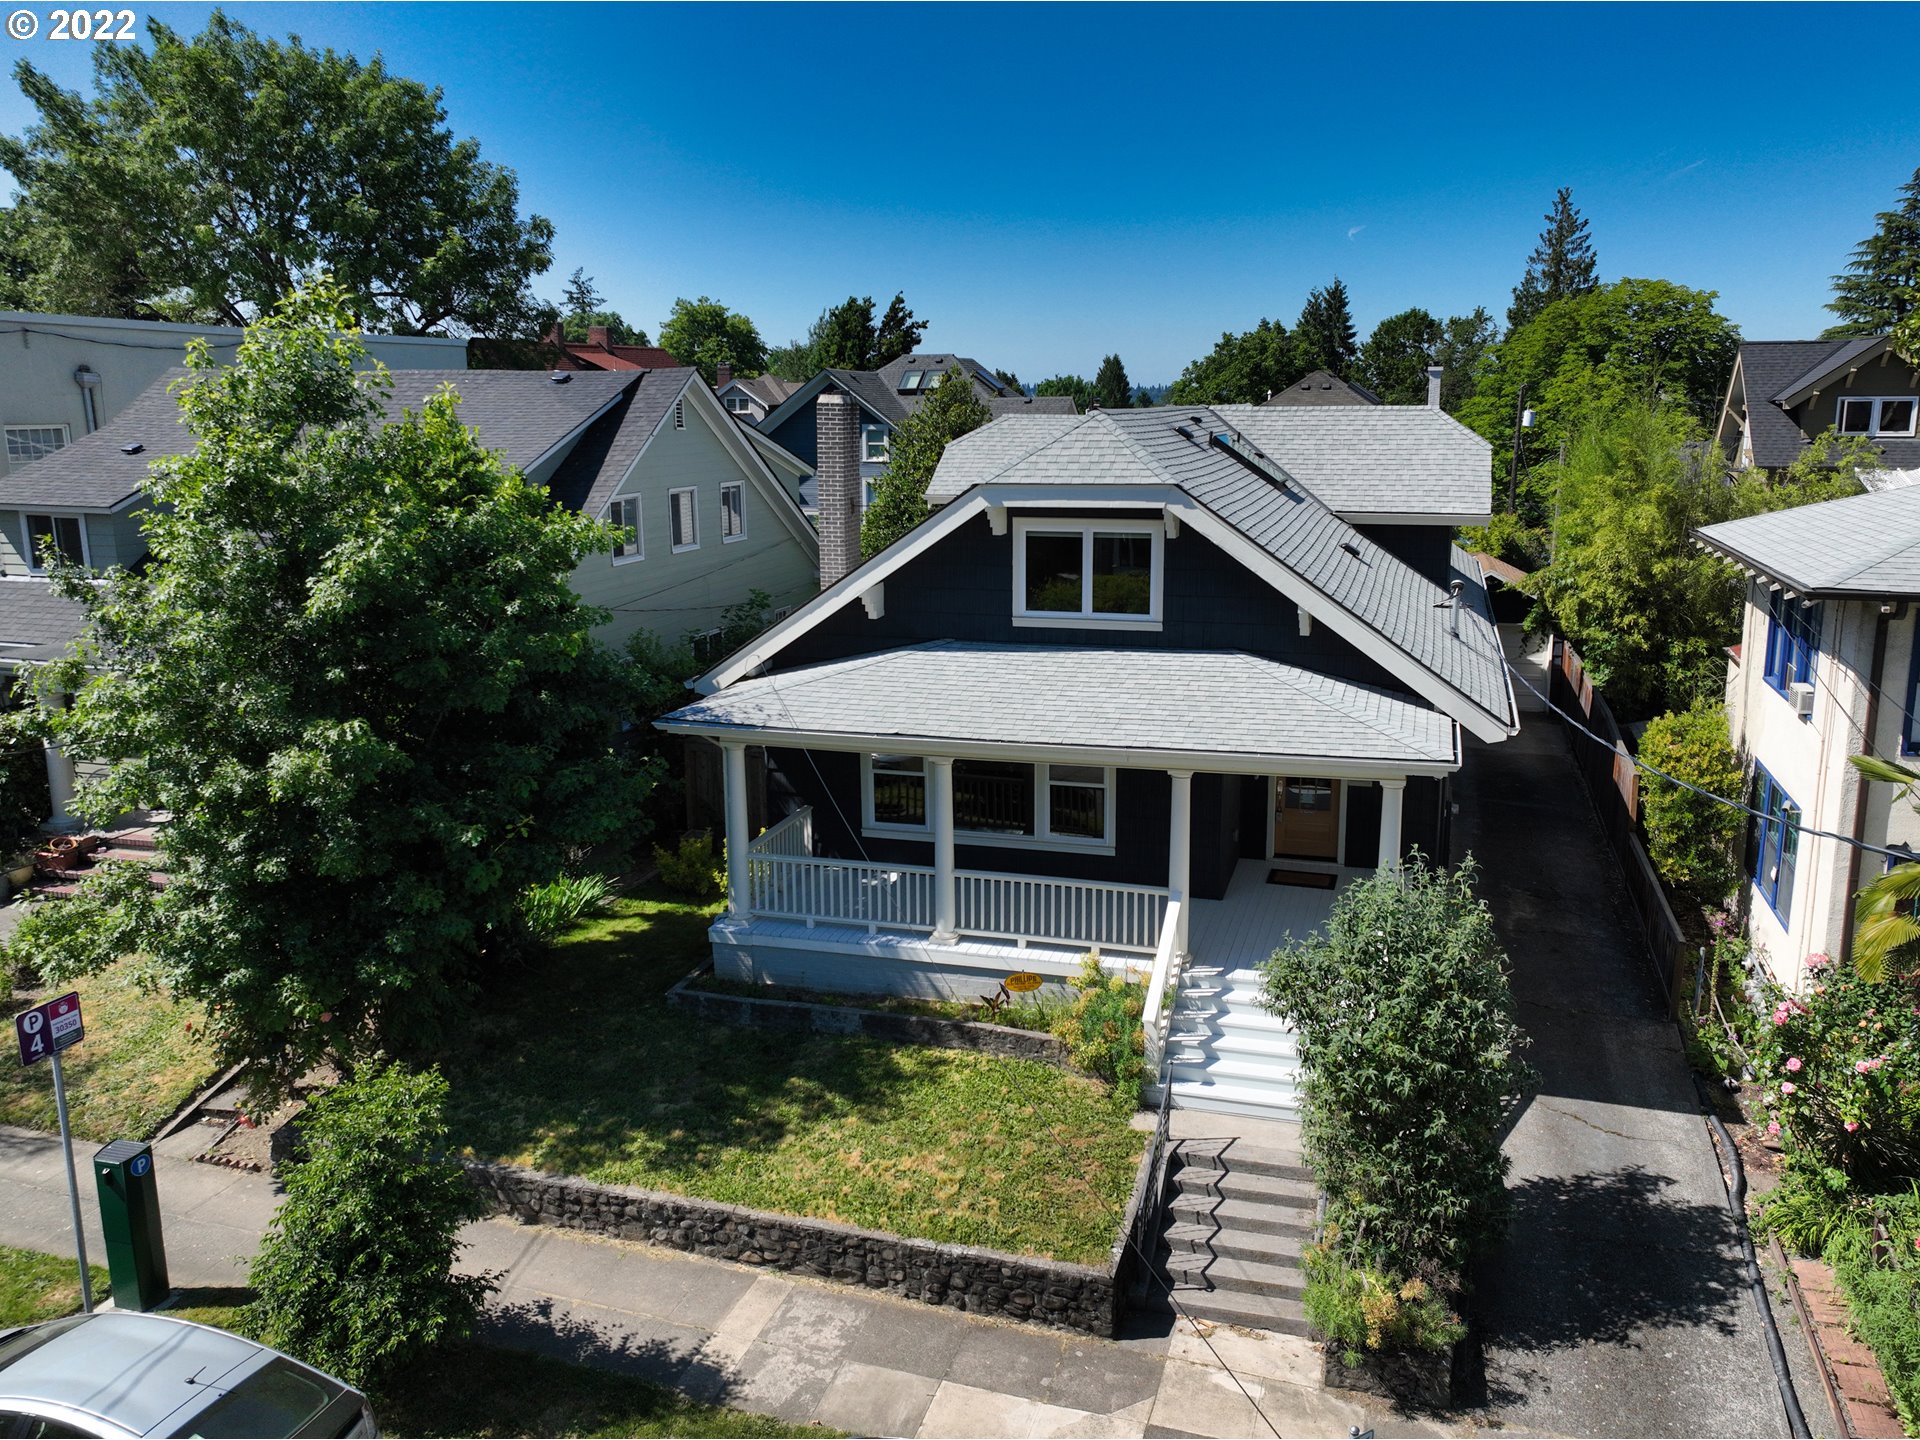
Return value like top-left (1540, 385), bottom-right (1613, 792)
top-left (120, 442), bottom-right (144, 455)
top-left (1340, 540), bottom-right (1361, 558)
top-left (549, 371), bottom-right (572, 384)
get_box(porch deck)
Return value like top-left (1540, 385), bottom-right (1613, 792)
top-left (1187, 858), bottom-right (1357, 970)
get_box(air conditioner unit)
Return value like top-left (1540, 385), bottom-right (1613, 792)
top-left (1788, 681), bottom-right (1816, 718)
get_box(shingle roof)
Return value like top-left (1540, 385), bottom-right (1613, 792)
top-left (929, 405), bottom-right (1492, 519)
top-left (990, 393), bottom-right (1078, 416)
top-left (727, 374), bottom-right (803, 408)
top-left (547, 369), bottom-right (698, 516)
top-left (662, 640), bottom-right (1458, 766)
top-left (1733, 341), bottom-right (1857, 470)
top-left (1695, 485), bottom-right (1920, 597)
top-left (1773, 336), bottom-right (1884, 402)
top-left (0, 578), bottom-right (90, 666)
top-left (0, 369), bottom-right (639, 511)
top-left (1260, 370), bottom-right (1380, 406)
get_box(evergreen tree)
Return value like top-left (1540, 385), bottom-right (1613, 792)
top-left (561, 267), bottom-right (601, 316)
top-left (994, 369), bottom-right (1023, 393)
top-left (871, 292), bottom-right (927, 367)
top-left (1133, 386), bottom-right (1156, 408)
top-left (1293, 279), bottom-right (1359, 377)
top-left (1826, 167), bottom-right (1920, 337)
top-left (1092, 354), bottom-right (1133, 409)
top-left (557, 267), bottom-right (645, 346)
top-left (1508, 187), bottom-right (1598, 330)
top-left (860, 368), bottom-right (990, 558)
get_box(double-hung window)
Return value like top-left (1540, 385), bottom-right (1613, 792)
top-left (720, 482), bottom-right (746, 541)
top-left (5, 425), bottom-right (70, 466)
top-left (862, 424), bottom-right (891, 464)
top-left (862, 755), bottom-right (1114, 849)
top-left (1746, 765), bottom-right (1801, 924)
top-left (1762, 588), bottom-right (1820, 700)
top-left (868, 755), bottom-right (927, 829)
top-left (1012, 518), bottom-right (1163, 628)
top-left (23, 513), bottom-right (86, 572)
top-left (609, 497), bottom-right (641, 563)
top-left (669, 487), bottom-right (698, 551)
top-left (1837, 396), bottom-right (1918, 438)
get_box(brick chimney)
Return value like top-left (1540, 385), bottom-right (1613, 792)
top-left (1426, 364), bottom-right (1444, 410)
top-left (716, 362), bottom-right (733, 388)
top-left (816, 390), bottom-right (860, 590)
top-left (588, 324), bottom-right (611, 350)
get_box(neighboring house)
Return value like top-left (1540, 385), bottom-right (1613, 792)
top-left (715, 368), bottom-right (804, 426)
top-left (658, 393), bottom-right (1512, 1119)
top-left (757, 353), bottom-right (1078, 512)
top-left (1698, 488), bottom-right (1920, 994)
top-left (0, 310), bottom-right (465, 486)
top-left (540, 324), bottom-right (682, 373)
top-left (1, 364), bottom-right (819, 669)
top-left (1261, 369), bottom-right (1380, 407)
top-left (1715, 335), bottom-right (1920, 482)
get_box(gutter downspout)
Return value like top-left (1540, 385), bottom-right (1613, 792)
top-left (1843, 601), bottom-right (1900, 973)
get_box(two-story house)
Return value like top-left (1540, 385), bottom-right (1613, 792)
top-left (1697, 488), bottom-right (1920, 993)
top-left (714, 368), bottom-right (803, 426)
top-left (658, 393), bottom-right (1512, 1120)
top-left (756, 353), bottom-right (1078, 513)
top-left (1715, 335), bottom-right (1920, 483)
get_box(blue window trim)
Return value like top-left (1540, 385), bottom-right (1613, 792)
top-left (1762, 589), bottom-right (1821, 705)
top-left (1904, 620), bottom-right (1920, 756)
top-left (1747, 763), bottom-right (1801, 926)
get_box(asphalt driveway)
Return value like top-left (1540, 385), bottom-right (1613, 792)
top-left (1452, 638), bottom-right (1789, 1437)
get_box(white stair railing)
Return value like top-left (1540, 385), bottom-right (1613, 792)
top-left (1140, 900), bottom-right (1185, 1086)
top-left (749, 806), bottom-right (815, 857)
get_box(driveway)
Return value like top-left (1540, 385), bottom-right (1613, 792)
top-left (1451, 637), bottom-right (1789, 1437)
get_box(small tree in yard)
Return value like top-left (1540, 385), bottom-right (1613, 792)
top-left (860, 367), bottom-right (990, 558)
top-left (1263, 857), bottom-right (1528, 1289)
top-left (1637, 700), bottom-right (1743, 899)
top-left (9, 283), bottom-right (646, 1096)
top-left (247, 1061), bottom-right (493, 1388)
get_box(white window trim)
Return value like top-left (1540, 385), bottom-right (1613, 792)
top-left (1835, 395), bottom-right (1918, 438)
top-left (859, 754), bottom-right (1117, 855)
top-left (862, 423), bottom-right (891, 464)
top-left (609, 496), bottom-right (643, 565)
top-left (669, 487), bottom-right (699, 553)
top-left (720, 481), bottom-right (747, 543)
top-left (21, 510), bottom-right (91, 574)
top-left (4, 424), bottom-right (72, 466)
top-left (1011, 517), bottom-right (1164, 631)
top-left (724, 394), bottom-right (752, 414)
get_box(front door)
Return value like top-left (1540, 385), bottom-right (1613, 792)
top-left (1274, 778), bottom-right (1341, 862)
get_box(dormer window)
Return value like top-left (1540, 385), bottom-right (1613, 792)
top-left (723, 394), bottom-right (751, 414)
top-left (1011, 518), bottom-right (1163, 629)
top-left (1837, 396), bottom-right (1917, 437)
top-left (24, 513), bottom-right (87, 572)
top-left (896, 370), bottom-right (925, 394)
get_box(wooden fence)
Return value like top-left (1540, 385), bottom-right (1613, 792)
top-left (1549, 637), bottom-right (1692, 1017)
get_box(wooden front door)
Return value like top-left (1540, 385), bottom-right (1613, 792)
top-left (1274, 778), bottom-right (1341, 862)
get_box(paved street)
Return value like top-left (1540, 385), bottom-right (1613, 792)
top-left (1452, 636), bottom-right (1790, 1437)
top-left (0, 1122), bottom-right (1443, 1439)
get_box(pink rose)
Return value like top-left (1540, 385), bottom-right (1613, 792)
top-left (1767, 1120), bottom-right (1781, 1136)
top-left (1807, 953), bottom-right (1830, 970)
top-left (1785, 1057), bottom-right (1803, 1072)
top-left (1845, 1121), bottom-right (1859, 1133)
top-left (1781, 1081), bottom-right (1797, 1095)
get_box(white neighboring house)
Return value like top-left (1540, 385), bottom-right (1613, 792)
top-left (0, 310), bottom-right (466, 484)
top-left (1697, 487), bottom-right (1920, 992)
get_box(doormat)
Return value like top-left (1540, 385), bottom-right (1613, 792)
top-left (1268, 868), bottom-right (1337, 889)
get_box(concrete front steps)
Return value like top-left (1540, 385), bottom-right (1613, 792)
top-left (1140, 1134), bottom-right (1315, 1336)
top-left (1165, 965), bottom-right (1302, 1120)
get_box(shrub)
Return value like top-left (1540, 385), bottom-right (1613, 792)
top-left (1637, 700), bottom-right (1743, 898)
top-left (1263, 855), bottom-right (1529, 1279)
top-left (1051, 953), bottom-right (1146, 1099)
top-left (1823, 1185), bottom-right (1920, 1431)
top-left (653, 831), bottom-right (723, 900)
top-left (245, 1061), bottom-right (495, 1387)
top-left (1748, 953), bottom-right (1920, 1193)
top-left (1302, 1242), bottom-right (1465, 1361)
top-left (518, 872), bottom-right (613, 945)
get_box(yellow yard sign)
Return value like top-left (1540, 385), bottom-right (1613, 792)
top-left (1004, 972), bottom-right (1044, 993)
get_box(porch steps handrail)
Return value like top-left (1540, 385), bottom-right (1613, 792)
top-left (1142, 901), bottom-right (1186, 1085)
top-left (749, 806), bottom-right (815, 858)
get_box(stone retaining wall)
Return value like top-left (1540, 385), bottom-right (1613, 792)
top-left (665, 973), bottom-right (1073, 1070)
top-left (464, 1159), bottom-right (1124, 1336)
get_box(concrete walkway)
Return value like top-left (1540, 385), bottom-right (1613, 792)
top-left (0, 1122), bottom-right (1445, 1438)
top-left (1452, 635), bottom-right (1789, 1437)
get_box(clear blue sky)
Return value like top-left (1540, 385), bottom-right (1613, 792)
top-left (3, 2), bottom-right (1916, 383)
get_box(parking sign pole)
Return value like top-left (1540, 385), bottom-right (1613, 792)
top-left (48, 1052), bottom-right (92, 1313)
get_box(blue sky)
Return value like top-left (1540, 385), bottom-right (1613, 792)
top-left (3, 3), bottom-right (1916, 383)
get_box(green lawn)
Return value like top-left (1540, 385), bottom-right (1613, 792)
top-left (441, 888), bottom-right (1145, 1265)
top-left (0, 1244), bottom-right (107, 1327)
top-left (0, 958), bottom-right (213, 1141)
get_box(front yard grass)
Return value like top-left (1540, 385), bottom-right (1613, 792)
top-left (441, 888), bottom-right (1145, 1266)
top-left (0, 1244), bottom-right (107, 1327)
top-left (0, 955), bottom-right (211, 1140)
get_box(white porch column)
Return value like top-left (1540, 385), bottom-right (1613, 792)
top-left (42, 691), bottom-right (79, 834)
top-left (928, 757), bottom-right (957, 943)
top-left (721, 741), bottom-right (750, 918)
top-left (1168, 769), bottom-right (1193, 956)
top-left (1377, 777), bottom-right (1406, 871)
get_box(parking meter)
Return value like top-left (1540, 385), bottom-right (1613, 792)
top-left (94, 1140), bottom-right (169, 1311)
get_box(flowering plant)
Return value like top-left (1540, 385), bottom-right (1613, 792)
top-left (1749, 952), bottom-right (1920, 1190)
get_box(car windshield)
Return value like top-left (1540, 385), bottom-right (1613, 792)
top-left (173, 1360), bottom-right (330, 1438)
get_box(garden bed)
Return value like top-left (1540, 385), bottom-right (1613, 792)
top-left (438, 888), bottom-right (1147, 1267)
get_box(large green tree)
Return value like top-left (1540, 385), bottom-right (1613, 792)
top-left (1827, 167), bottom-right (1920, 337)
top-left (1165, 318), bottom-right (1300, 405)
top-left (1092, 354), bottom-right (1133, 409)
top-left (1293, 279), bottom-right (1359, 377)
top-left (0, 12), bottom-right (554, 335)
top-left (860, 367), bottom-right (990, 558)
top-left (657, 296), bottom-right (767, 384)
top-left (766, 291), bottom-right (927, 378)
top-left (558, 268), bottom-right (645, 346)
top-left (7, 285), bottom-right (644, 1093)
top-left (1508, 187), bottom-right (1598, 330)
top-left (1433, 307), bottom-right (1499, 411)
top-left (1356, 307), bottom-right (1444, 405)
top-left (1035, 374), bottom-right (1093, 410)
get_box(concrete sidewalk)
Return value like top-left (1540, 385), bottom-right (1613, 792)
top-left (0, 1123), bottom-right (1444, 1438)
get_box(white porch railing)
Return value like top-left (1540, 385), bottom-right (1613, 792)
top-left (746, 853), bottom-right (936, 931)
top-left (955, 869), bottom-right (1168, 954)
top-left (750, 807), bottom-right (815, 857)
top-left (1141, 900), bottom-right (1187, 1086)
